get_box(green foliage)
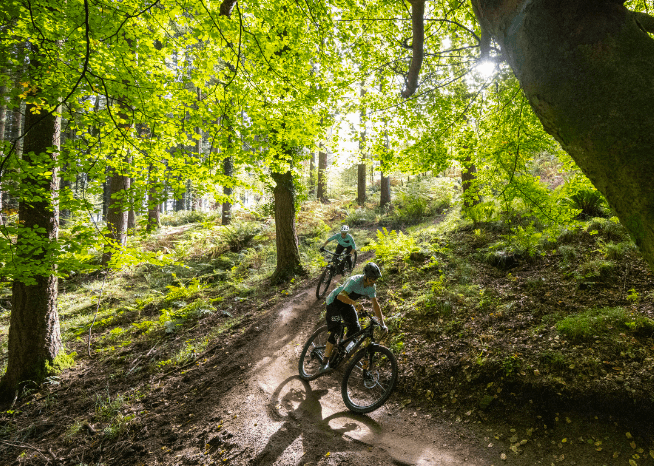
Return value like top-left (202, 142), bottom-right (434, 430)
top-left (220, 221), bottom-right (263, 252)
top-left (539, 351), bottom-right (568, 371)
top-left (586, 217), bottom-right (629, 241)
top-left (165, 277), bottom-right (205, 302)
top-left (160, 211), bottom-right (211, 227)
top-left (502, 354), bottom-right (522, 376)
top-left (363, 228), bottom-right (419, 264)
top-left (576, 259), bottom-right (615, 282)
top-left (389, 178), bottom-right (453, 225)
top-left (45, 349), bottom-right (77, 375)
top-left (466, 201), bottom-right (500, 224)
top-left (556, 307), bottom-right (654, 341)
top-left (568, 188), bottom-right (606, 218)
top-left (595, 240), bottom-right (637, 260)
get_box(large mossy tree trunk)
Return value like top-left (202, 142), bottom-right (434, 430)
top-left (0, 79), bottom-right (62, 401)
top-left (270, 155), bottom-right (304, 283)
top-left (471, 0), bottom-right (654, 270)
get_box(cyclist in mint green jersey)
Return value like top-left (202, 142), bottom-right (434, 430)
top-left (320, 225), bottom-right (356, 271)
top-left (319, 262), bottom-right (388, 373)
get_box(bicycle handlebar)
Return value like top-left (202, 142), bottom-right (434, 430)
top-left (321, 249), bottom-right (349, 257)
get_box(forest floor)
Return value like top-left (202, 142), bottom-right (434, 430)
top-left (2, 200), bottom-right (654, 465)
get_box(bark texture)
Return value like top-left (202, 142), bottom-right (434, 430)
top-left (471, 0), bottom-right (654, 269)
top-left (147, 188), bottom-right (160, 232)
top-left (271, 159), bottom-right (303, 283)
top-left (317, 150), bottom-right (327, 203)
top-left (402, 1), bottom-right (426, 98)
top-left (0, 98), bottom-right (62, 400)
top-left (102, 168), bottom-right (130, 265)
top-left (222, 156), bottom-right (233, 225)
top-left (380, 172), bottom-right (391, 207)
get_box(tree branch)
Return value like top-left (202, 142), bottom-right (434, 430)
top-left (633, 11), bottom-right (654, 34)
top-left (220, 0), bottom-right (238, 17)
top-left (401, 1), bottom-right (425, 99)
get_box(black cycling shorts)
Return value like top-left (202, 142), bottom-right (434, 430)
top-left (325, 298), bottom-right (360, 344)
top-left (334, 244), bottom-right (353, 256)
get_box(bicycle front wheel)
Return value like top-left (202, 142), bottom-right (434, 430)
top-left (298, 325), bottom-right (331, 380)
top-left (341, 345), bottom-right (398, 413)
top-left (316, 267), bottom-right (333, 299)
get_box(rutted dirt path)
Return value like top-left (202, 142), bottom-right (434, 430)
top-left (149, 279), bottom-right (490, 466)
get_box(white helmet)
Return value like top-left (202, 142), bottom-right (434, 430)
top-left (340, 225), bottom-right (350, 232)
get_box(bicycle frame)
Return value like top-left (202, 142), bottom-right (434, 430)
top-left (322, 249), bottom-right (350, 266)
top-left (330, 310), bottom-right (380, 368)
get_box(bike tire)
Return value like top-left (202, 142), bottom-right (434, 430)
top-left (341, 344), bottom-right (398, 413)
top-left (298, 325), bottom-right (331, 381)
top-left (316, 267), bottom-right (333, 299)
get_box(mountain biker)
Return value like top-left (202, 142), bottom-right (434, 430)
top-left (320, 225), bottom-right (356, 271)
top-left (319, 262), bottom-right (388, 373)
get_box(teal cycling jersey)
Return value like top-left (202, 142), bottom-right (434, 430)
top-left (327, 233), bottom-right (356, 249)
top-left (326, 274), bottom-right (376, 305)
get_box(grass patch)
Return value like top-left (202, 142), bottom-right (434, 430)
top-left (556, 307), bottom-right (654, 341)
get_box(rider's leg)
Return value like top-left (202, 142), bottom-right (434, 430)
top-left (345, 246), bottom-right (353, 269)
top-left (334, 244), bottom-right (345, 271)
top-left (342, 303), bottom-right (361, 340)
top-left (324, 341), bottom-right (334, 359)
top-left (323, 302), bottom-right (343, 367)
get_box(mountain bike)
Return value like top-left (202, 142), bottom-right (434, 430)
top-left (315, 249), bottom-right (358, 300)
top-left (298, 308), bottom-right (398, 414)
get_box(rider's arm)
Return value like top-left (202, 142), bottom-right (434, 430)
top-left (336, 291), bottom-right (359, 307)
top-left (350, 235), bottom-right (357, 252)
top-left (322, 234), bottom-right (337, 249)
top-left (371, 297), bottom-right (385, 327)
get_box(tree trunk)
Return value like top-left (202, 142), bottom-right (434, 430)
top-left (317, 149), bottom-right (327, 203)
top-left (0, 82), bottom-right (6, 224)
top-left (357, 163), bottom-right (366, 205)
top-left (271, 155), bottom-right (304, 283)
top-left (147, 167), bottom-right (161, 233)
top-left (0, 74), bottom-right (62, 401)
top-left (309, 151), bottom-right (316, 196)
top-left (471, 0), bottom-right (654, 270)
top-left (102, 174), bottom-right (109, 221)
top-left (357, 84), bottom-right (367, 205)
top-left (222, 156), bottom-right (233, 225)
top-left (102, 168), bottom-right (130, 266)
top-left (59, 164), bottom-right (71, 227)
top-left (380, 172), bottom-right (391, 207)
top-left (461, 156), bottom-right (480, 209)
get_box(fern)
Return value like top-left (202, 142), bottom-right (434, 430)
top-left (363, 228), bottom-right (419, 263)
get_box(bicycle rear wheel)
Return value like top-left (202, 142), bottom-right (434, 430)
top-left (298, 325), bottom-right (330, 380)
top-left (341, 345), bottom-right (398, 413)
top-left (316, 267), bottom-right (333, 299)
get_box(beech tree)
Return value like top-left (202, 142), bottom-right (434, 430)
top-left (467, 0), bottom-right (654, 270)
top-left (0, 47), bottom-right (62, 399)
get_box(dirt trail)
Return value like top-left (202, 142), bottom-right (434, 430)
top-left (187, 281), bottom-right (489, 466)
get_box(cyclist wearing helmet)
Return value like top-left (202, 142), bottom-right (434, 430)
top-left (320, 225), bottom-right (356, 270)
top-left (319, 262), bottom-right (388, 373)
